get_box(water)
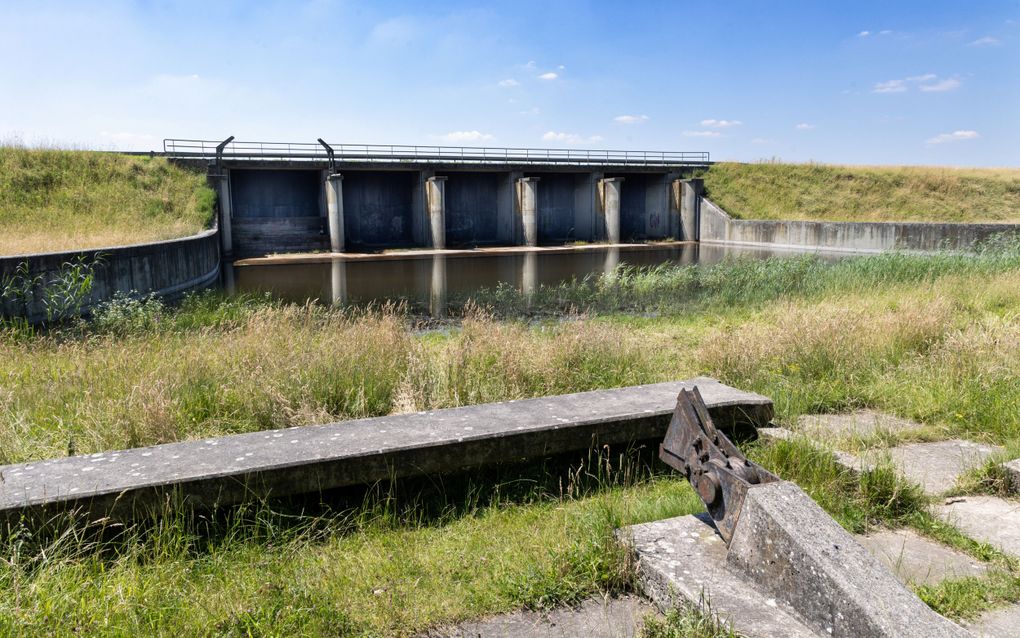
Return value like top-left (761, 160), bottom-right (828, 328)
top-left (228, 244), bottom-right (839, 314)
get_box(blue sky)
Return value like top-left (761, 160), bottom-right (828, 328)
top-left (1, 0), bottom-right (1017, 166)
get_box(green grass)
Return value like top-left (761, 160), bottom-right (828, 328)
top-left (4, 243), bottom-right (1020, 633)
top-left (699, 161), bottom-right (1020, 223)
top-left (0, 146), bottom-right (214, 256)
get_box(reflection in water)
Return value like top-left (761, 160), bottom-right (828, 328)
top-left (330, 259), bottom-right (347, 305)
top-left (603, 247), bottom-right (620, 280)
top-left (522, 252), bottom-right (537, 304)
top-left (232, 244), bottom-right (845, 315)
top-left (430, 254), bottom-right (447, 318)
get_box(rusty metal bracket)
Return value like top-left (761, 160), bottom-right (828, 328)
top-left (659, 386), bottom-right (778, 544)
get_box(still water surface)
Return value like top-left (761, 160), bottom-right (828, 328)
top-left (229, 244), bottom-right (835, 314)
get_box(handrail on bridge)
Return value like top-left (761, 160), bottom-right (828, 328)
top-left (163, 137), bottom-right (710, 167)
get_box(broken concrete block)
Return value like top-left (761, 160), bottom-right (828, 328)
top-left (727, 481), bottom-right (971, 637)
top-left (757, 427), bottom-right (873, 474)
top-left (797, 411), bottom-right (922, 439)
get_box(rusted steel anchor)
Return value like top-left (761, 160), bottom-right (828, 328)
top-left (659, 386), bottom-right (778, 543)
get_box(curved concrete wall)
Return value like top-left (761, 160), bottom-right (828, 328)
top-left (1, 229), bottom-right (220, 323)
top-left (699, 197), bottom-right (1020, 253)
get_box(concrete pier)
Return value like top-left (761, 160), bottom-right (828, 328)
top-left (217, 171), bottom-right (234, 257)
top-left (600, 177), bottom-right (624, 243)
top-left (518, 177), bottom-right (540, 247)
top-left (679, 178), bottom-right (703, 242)
top-left (326, 173), bottom-right (345, 252)
top-left (426, 176), bottom-right (447, 250)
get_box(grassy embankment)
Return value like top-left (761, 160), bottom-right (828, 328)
top-left (0, 146), bottom-right (214, 256)
top-left (700, 161), bottom-right (1020, 223)
top-left (3, 244), bottom-right (1020, 635)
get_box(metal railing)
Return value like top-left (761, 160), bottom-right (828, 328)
top-left (163, 138), bottom-right (710, 167)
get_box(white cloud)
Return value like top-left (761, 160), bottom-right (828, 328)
top-left (919, 77), bottom-right (961, 92)
top-left (926, 130), bottom-right (979, 145)
top-left (701, 118), bottom-right (742, 128)
top-left (969, 36), bottom-right (1001, 46)
top-left (614, 114), bottom-right (649, 124)
top-left (682, 130), bottom-right (721, 138)
top-left (524, 60), bottom-right (537, 69)
top-left (858, 30), bottom-right (870, 37)
top-left (557, 65), bottom-right (565, 70)
top-left (874, 74), bottom-right (960, 94)
top-left (873, 79), bottom-right (907, 93)
top-left (879, 30), bottom-right (893, 35)
top-left (795, 123), bottom-right (815, 130)
top-left (434, 130), bottom-right (494, 143)
top-left (498, 78), bottom-right (519, 87)
top-left (538, 72), bottom-right (558, 80)
top-left (542, 131), bottom-right (603, 144)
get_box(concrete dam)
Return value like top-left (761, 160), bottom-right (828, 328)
top-left (165, 138), bottom-right (711, 258)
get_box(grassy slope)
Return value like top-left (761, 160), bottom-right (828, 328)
top-left (0, 147), bottom-right (214, 256)
top-left (700, 162), bottom-right (1020, 222)
top-left (3, 249), bottom-right (1020, 634)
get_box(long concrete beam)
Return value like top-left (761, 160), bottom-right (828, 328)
top-left (0, 378), bottom-right (771, 524)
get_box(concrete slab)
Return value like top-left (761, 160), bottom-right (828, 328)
top-left (798, 411), bottom-right (922, 439)
top-left (936, 496), bottom-right (1020, 558)
top-left (757, 427), bottom-right (873, 474)
top-left (1002, 459), bottom-right (1020, 494)
top-left (888, 440), bottom-right (1003, 495)
top-left (621, 514), bottom-right (818, 638)
top-left (727, 481), bottom-right (970, 637)
top-left (964, 604), bottom-right (1020, 638)
top-left (422, 595), bottom-right (657, 638)
top-left (0, 378), bottom-right (772, 524)
top-left (856, 529), bottom-right (988, 586)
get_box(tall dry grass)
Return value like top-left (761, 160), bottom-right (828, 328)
top-left (701, 161), bottom-right (1020, 222)
top-left (0, 146), bottom-right (213, 255)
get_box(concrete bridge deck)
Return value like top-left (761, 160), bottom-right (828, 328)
top-left (165, 138), bottom-right (709, 259)
top-left (0, 378), bottom-right (770, 524)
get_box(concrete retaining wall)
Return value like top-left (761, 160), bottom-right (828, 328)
top-left (1, 229), bottom-right (220, 323)
top-left (699, 197), bottom-right (1020, 253)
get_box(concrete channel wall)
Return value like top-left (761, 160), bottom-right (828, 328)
top-left (698, 194), bottom-right (1020, 253)
top-left (0, 229), bottom-right (220, 323)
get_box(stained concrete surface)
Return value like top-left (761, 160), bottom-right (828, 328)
top-left (936, 496), bottom-right (1020, 558)
top-left (422, 595), bottom-right (658, 638)
top-left (856, 529), bottom-right (988, 586)
top-left (727, 481), bottom-right (969, 638)
top-left (0, 378), bottom-right (771, 523)
top-left (964, 604), bottom-right (1020, 638)
top-left (622, 514), bottom-right (818, 638)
